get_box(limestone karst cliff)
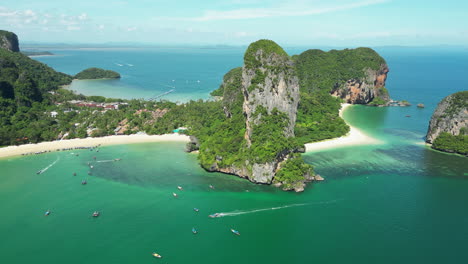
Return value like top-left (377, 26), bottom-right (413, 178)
top-left (331, 64), bottom-right (390, 104)
top-left (295, 48), bottom-right (390, 105)
top-left (0, 30), bottom-right (20, 52)
top-left (197, 40), bottom-right (312, 191)
top-left (426, 91), bottom-right (467, 155)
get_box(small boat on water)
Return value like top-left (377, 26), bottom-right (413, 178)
top-left (172, 192), bottom-right (178, 197)
top-left (230, 229), bottom-right (240, 236)
top-left (90, 165), bottom-right (94, 169)
top-left (177, 186), bottom-right (183, 190)
top-left (192, 227), bottom-right (198, 234)
top-left (209, 185), bottom-right (215, 189)
top-left (45, 210), bottom-right (50, 216)
top-left (36, 170), bottom-right (42, 175)
top-left (73, 172), bottom-right (77, 176)
top-left (88, 171), bottom-right (92, 175)
top-left (152, 253), bottom-right (162, 258)
top-left (114, 158), bottom-right (121, 161)
top-left (193, 208), bottom-right (199, 212)
top-left (82, 180), bottom-right (87, 185)
top-left (209, 213), bottom-right (220, 218)
top-left (92, 211), bottom-right (100, 217)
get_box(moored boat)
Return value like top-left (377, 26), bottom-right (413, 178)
top-left (193, 208), bottom-right (199, 212)
top-left (209, 213), bottom-right (220, 218)
top-left (177, 186), bottom-right (183, 190)
top-left (45, 210), bottom-right (50, 216)
top-left (192, 227), bottom-right (198, 234)
top-left (82, 180), bottom-right (87, 185)
top-left (92, 211), bottom-right (100, 217)
top-left (172, 192), bottom-right (178, 197)
top-left (152, 253), bottom-right (162, 258)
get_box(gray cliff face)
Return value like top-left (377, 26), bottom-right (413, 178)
top-left (331, 64), bottom-right (389, 104)
top-left (0, 30), bottom-right (20, 52)
top-left (242, 49), bottom-right (300, 145)
top-left (241, 49), bottom-right (300, 183)
top-left (426, 93), bottom-right (468, 144)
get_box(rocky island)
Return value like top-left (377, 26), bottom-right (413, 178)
top-left (183, 40), bottom-right (393, 191)
top-left (426, 91), bottom-right (467, 155)
top-left (75, 67), bottom-right (121, 80)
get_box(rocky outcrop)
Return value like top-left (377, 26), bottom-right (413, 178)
top-left (200, 40), bottom-right (310, 190)
top-left (426, 91), bottom-right (468, 144)
top-left (243, 46), bottom-right (300, 145)
top-left (0, 30), bottom-right (20, 52)
top-left (241, 40), bottom-right (300, 183)
top-left (331, 64), bottom-right (389, 104)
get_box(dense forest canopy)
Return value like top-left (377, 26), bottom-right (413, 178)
top-left (75, 67), bottom-right (121, 80)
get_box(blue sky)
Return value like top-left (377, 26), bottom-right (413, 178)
top-left (1, 0), bottom-right (467, 46)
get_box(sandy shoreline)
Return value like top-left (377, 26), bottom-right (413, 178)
top-left (0, 134), bottom-right (190, 159)
top-left (304, 104), bottom-right (382, 152)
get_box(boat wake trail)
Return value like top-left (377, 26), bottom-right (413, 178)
top-left (38, 157), bottom-right (60, 174)
top-left (216, 200), bottom-right (341, 217)
top-left (96, 160), bottom-right (115, 163)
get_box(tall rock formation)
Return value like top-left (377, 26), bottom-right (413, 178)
top-left (0, 30), bottom-right (20, 52)
top-left (197, 40), bottom-right (312, 190)
top-left (242, 40), bottom-right (300, 145)
top-left (426, 91), bottom-right (467, 155)
top-left (241, 40), bottom-right (301, 183)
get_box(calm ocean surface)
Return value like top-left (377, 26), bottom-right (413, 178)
top-left (0, 46), bottom-right (467, 264)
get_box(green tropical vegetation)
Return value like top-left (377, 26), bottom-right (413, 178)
top-left (432, 131), bottom-right (467, 155)
top-left (75, 67), bottom-right (120, 80)
top-left (443, 91), bottom-right (468, 117)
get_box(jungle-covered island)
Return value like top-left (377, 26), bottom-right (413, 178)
top-left (75, 67), bottom-right (121, 80)
top-left (426, 91), bottom-right (468, 155)
top-left (0, 30), bottom-right (394, 191)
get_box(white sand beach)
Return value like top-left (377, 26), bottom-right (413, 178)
top-left (304, 104), bottom-right (382, 152)
top-left (0, 134), bottom-right (190, 159)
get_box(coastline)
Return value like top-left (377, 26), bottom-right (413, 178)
top-left (0, 134), bottom-right (190, 159)
top-left (304, 104), bottom-right (382, 152)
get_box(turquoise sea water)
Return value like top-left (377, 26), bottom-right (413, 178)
top-left (1, 47), bottom-right (467, 263)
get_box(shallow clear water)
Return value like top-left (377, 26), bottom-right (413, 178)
top-left (1, 47), bottom-right (467, 263)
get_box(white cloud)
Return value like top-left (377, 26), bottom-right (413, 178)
top-left (234, 31), bottom-right (250, 37)
top-left (78, 13), bottom-right (88, 21)
top-left (127, 26), bottom-right (137, 31)
top-left (67, 26), bottom-right (81, 31)
top-left (188, 0), bottom-right (389, 21)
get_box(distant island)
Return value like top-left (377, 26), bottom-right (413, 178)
top-left (426, 91), bottom-right (467, 155)
top-left (21, 51), bottom-right (54, 56)
top-left (1, 29), bottom-right (397, 191)
top-left (75, 67), bottom-right (121, 80)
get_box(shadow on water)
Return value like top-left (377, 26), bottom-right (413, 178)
top-left (81, 142), bottom-right (278, 193)
top-left (305, 143), bottom-right (467, 180)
